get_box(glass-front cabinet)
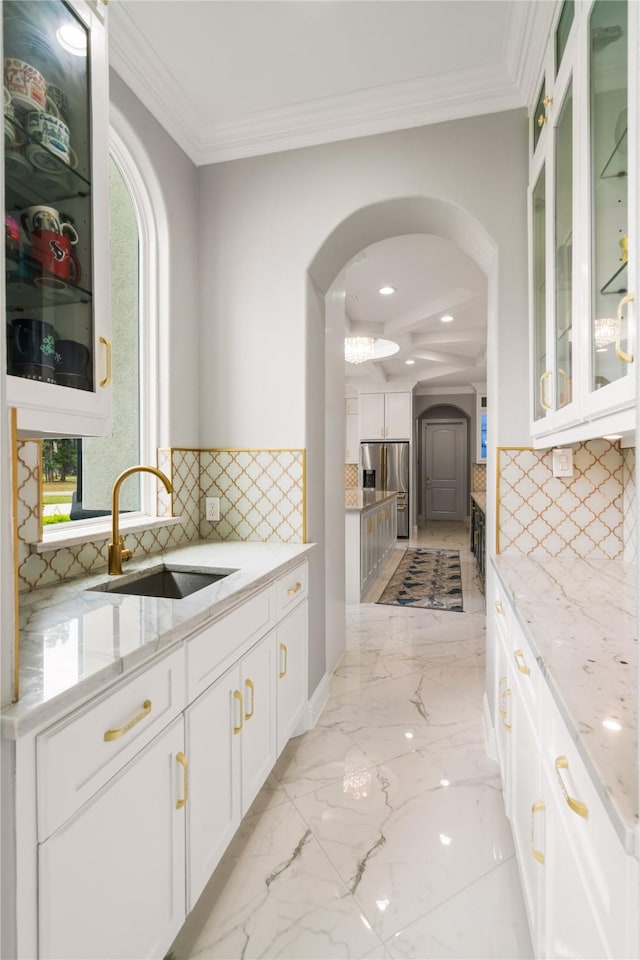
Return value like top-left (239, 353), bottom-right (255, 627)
top-left (3, 0), bottom-right (110, 438)
top-left (529, 0), bottom-right (637, 444)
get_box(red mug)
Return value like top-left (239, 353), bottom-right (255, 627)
top-left (30, 229), bottom-right (81, 286)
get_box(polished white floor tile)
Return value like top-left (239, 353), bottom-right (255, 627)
top-left (171, 521), bottom-right (532, 960)
top-left (386, 857), bottom-right (532, 959)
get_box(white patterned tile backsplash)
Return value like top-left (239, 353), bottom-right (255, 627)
top-left (622, 447), bottom-right (637, 564)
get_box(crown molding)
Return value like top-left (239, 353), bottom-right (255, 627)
top-left (108, 2), bottom-right (526, 168)
top-left (504, 0), bottom-right (557, 110)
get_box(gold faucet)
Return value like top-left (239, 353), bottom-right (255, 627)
top-left (108, 465), bottom-right (173, 575)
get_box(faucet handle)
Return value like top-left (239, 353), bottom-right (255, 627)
top-left (119, 536), bottom-right (133, 563)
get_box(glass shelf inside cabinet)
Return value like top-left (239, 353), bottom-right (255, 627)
top-left (600, 260), bottom-right (627, 296)
top-left (5, 115), bottom-right (91, 207)
top-left (600, 127), bottom-right (627, 179)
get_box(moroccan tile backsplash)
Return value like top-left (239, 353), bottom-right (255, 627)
top-left (15, 444), bottom-right (306, 592)
top-left (622, 447), bottom-right (637, 564)
top-left (471, 462), bottom-right (486, 492)
top-left (497, 440), bottom-right (628, 560)
top-left (344, 463), bottom-right (359, 488)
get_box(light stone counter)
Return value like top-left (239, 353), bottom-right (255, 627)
top-left (345, 489), bottom-right (398, 512)
top-left (471, 491), bottom-right (486, 513)
top-left (3, 541), bottom-right (315, 738)
top-left (493, 555), bottom-right (637, 850)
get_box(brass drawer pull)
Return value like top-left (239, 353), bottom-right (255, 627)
top-left (555, 756), bottom-right (588, 818)
top-left (279, 642), bottom-right (288, 679)
top-left (287, 581), bottom-right (302, 596)
top-left (244, 678), bottom-right (255, 720)
top-left (176, 752), bottom-right (188, 809)
top-left (99, 336), bottom-right (112, 388)
top-left (501, 689), bottom-right (512, 732)
top-left (103, 699), bottom-right (151, 742)
top-left (531, 801), bottom-right (545, 864)
top-left (514, 649), bottom-right (530, 675)
top-left (233, 690), bottom-right (243, 734)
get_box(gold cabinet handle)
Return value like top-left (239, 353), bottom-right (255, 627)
top-left (615, 292), bottom-right (635, 363)
top-left (279, 642), bottom-right (288, 679)
top-left (531, 801), bottom-right (545, 864)
top-left (103, 699), bottom-right (151, 742)
top-left (498, 675), bottom-right (507, 707)
top-left (501, 689), bottom-right (512, 731)
top-left (99, 336), bottom-right (112, 388)
top-left (233, 690), bottom-right (243, 734)
top-left (514, 649), bottom-right (530, 676)
top-left (555, 756), bottom-right (588, 818)
top-left (176, 751), bottom-right (188, 809)
top-left (287, 581), bottom-right (302, 596)
top-left (495, 600), bottom-right (505, 616)
top-left (244, 678), bottom-right (255, 720)
top-left (367, 518), bottom-right (373, 533)
top-left (539, 371), bottom-right (553, 410)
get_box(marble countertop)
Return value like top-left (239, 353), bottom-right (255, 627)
top-left (345, 489), bottom-right (399, 512)
top-left (471, 491), bottom-right (486, 512)
top-left (3, 541), bottom-right (315, 738)
top-left (493, 555), bottom-right (637, 850)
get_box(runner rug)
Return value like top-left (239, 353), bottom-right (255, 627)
top-left (376, 548), bottom-right (463, 612)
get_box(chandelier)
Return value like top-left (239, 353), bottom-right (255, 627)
top-left (344, 336), bottom-right (376, 364)
top-left (594, 316), bottom-right (618, 351)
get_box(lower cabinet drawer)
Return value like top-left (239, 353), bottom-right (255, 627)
top-left (37, 646), bottom-right (185, 841)
top-left (275, 561), bottom-right (308, 620)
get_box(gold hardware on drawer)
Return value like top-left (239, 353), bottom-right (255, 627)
top-left (279, 642), bottom-right (288, 679)
top-left (531, 801), bottom-right (545, 864)
top-left (397, 505), bottom-right (406, 511)
top-left (99, 336), bottom-right (112, 388)
top-left (233, 690), bottom-right (243, 734)
top-left (615, 292), bottom-right (635, 364)
top-left (514, 649), bottom-right (530, 676)
top-left (495, 600), bottom-right (505, 616)
top-left (367, 518), bottom-right (373, 533)
top-left (555, 756), bottom-right (588, 818)
top-left (287, 582), bottom-right (302, 596)
top-left (244, 678), bottom-right (255, 720)
top-left (103, 699), bottom-right (152, 742)
top-left (176, 752), bottom-right (188, 809)
top-left (498, 675), bottom-right (507, 709)
top-left (501, 689), bottom-right (511, 731)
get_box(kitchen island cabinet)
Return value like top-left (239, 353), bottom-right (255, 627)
top-left (345, 489), bottom-right (397, 602)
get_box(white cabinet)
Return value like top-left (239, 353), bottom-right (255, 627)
top-left (529, 0), bottom-right (638, 446)
top-left (359, 391), bottom-right (412, 440)
top-left (345, 398), bottom-right (359, 463)
top-left (3, 0), bottom-right (112, 438)
top-left (39, 717), bottom-right (186, 960)
top-left (276, 600), bottom-right (308, 754)
top-left (345, 498), bottom-right (397, 602)
top-left (239, 631), bottom-right (277, 811)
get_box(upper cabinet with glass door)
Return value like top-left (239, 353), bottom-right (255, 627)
top-left (528, 0), bottom-right (637, 445)
top-left (3, 0), bottom-right (110, 438)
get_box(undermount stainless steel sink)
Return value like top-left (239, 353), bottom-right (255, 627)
top-left (91, 566), bottom-right (236, 599)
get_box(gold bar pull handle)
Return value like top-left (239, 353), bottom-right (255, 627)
top-left (539, 371), bottom-right (553, 410)
top-left (495, 600), bottom-right (505, 616)
top-left (99, 336), bottom-right (112, 388)
top-left (244, 679), bottom-right (255, 720)
top-left (615, 292), bottom-right (635, 363)
top-left (287, 582), bottom-right (302, 596)
top-left (233, 690), bottom-right (243, 734)
top-left (555, 756), bottom-right (588, 818)
top-left (279, 642), bottom-right (288, 679)
top-left (176, 752), bottom-right (188, 809)
top-left (498, 675), bottom-right (507, 712)
top-left (514, 649), bottom-right (530, 676)
top-left (531, 801), bottom-right (545, 864)
top-left (501, 689), bottom-right (512, 731)
top-left (104, 699), bottom-right (151, 742)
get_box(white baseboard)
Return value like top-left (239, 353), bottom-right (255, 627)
top-left (483, 691), bottom-right (498, 762)
top-left (294, 671), bottom-right (330, 736)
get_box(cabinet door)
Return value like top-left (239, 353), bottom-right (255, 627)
top-left (185, 665), bottom-right (241, 911)
top-left (4, 0), bottom-right (112, 438)
top-left (240, 632), bottom-right (277, 813)
top-left (39, 718), bottom-right (186, 960)
top-left (359, 393), bottom-right (385, 439)
top-left (345, 412), bottom-right (359, 462)
top-left (276, 600), bottom-right (308, 755)
top-left (385, 392), bottom-right (412, 439)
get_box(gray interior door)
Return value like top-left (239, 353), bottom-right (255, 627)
top-left (424, 420), bottom-right (466, 521)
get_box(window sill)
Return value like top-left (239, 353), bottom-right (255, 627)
top-left (31, 515), bottom-right (183, 554)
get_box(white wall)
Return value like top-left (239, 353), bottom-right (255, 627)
top-left (110, 72), bottom-right (200, 448)
top-left (197, 110), bottom-right (530, 697)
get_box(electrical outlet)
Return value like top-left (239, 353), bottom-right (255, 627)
top-left (205, 497), bottom-right (220, 522)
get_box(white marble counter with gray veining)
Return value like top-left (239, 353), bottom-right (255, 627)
top-left (2, 541), bottom-right (315, 739)
top-left (345, 489), bottom-right (398, 512)
top-left (493, 554), bottom-right (637, 850)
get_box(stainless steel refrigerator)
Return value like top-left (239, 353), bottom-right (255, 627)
top-left (360, 441), bottom-right (410, 538)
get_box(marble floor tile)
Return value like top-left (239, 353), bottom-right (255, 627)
top-left (293, 728), bottom-right (513, 941)
top-left (385, 857), bottom-right (533, 959)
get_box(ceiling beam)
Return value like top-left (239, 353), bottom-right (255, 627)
top-left (412, 349), bottom-right (478, 368)
top-left (411, 326), bottom-right (487, 346)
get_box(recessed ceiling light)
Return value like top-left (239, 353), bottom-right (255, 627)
top-left (405, 359), bottom-right (415, 365)
top-left (378, 286), bottom-right (396, 296)
top-left (440, 314), bottom-right (454, 323)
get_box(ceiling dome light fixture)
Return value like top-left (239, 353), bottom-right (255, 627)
top-left (56, 22), bottom-right (87, 55)
top-left (440, 314), bottom-right (454, 323)
top-left (378, 285), bottom-right (396, 296)
top-left (344, 336), bottom-right (376, 364)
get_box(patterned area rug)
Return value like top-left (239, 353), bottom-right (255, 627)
top-left (376, 548), bottom-right (463, 611)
